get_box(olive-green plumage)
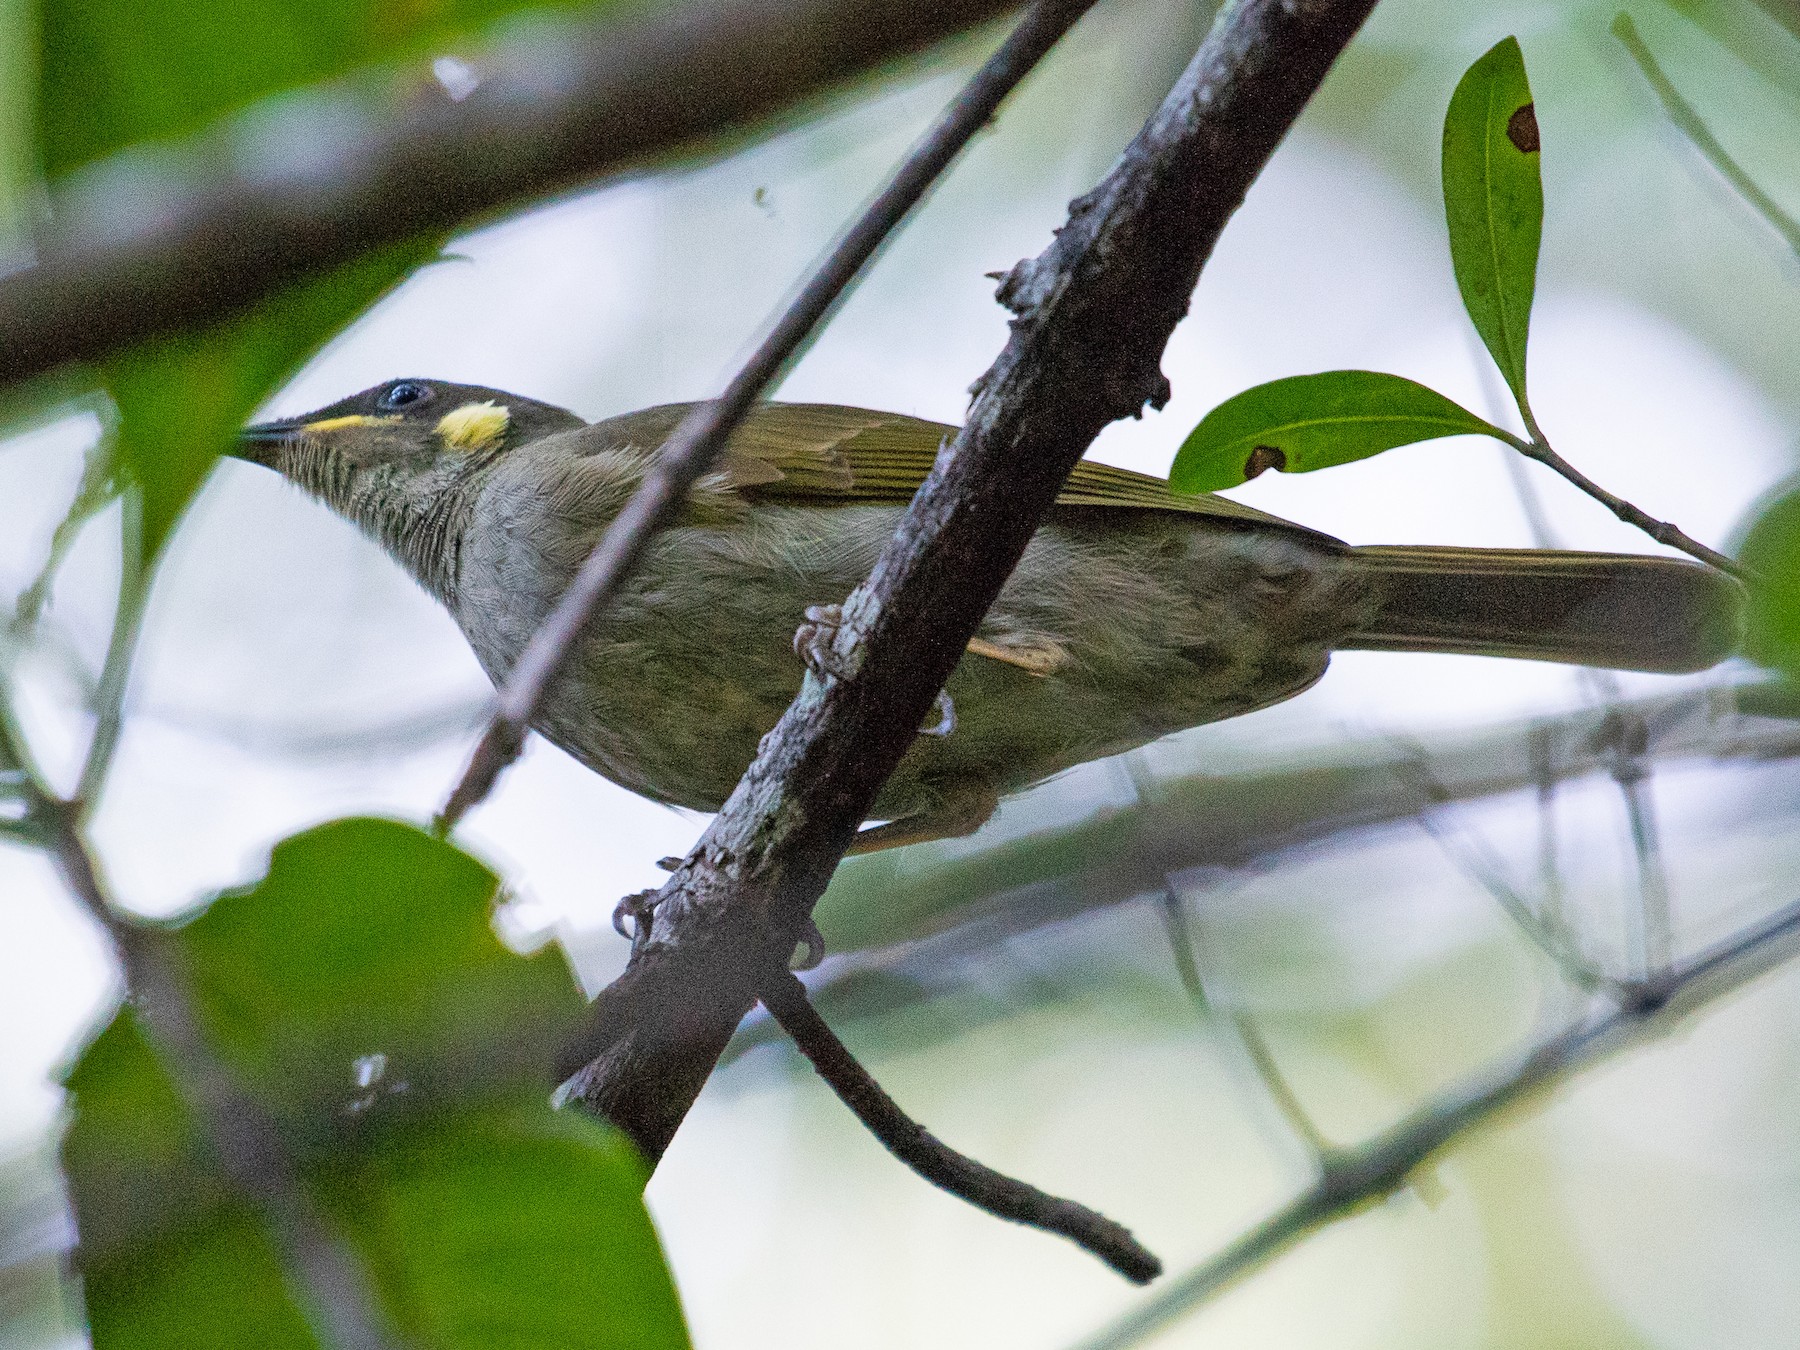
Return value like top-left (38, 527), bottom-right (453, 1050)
top-left (238, 379), bottom-right (1742, 846)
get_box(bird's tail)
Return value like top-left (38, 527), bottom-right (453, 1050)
top-left (1341, 546), bottom-right (1743, 674)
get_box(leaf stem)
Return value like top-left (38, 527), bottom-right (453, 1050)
top-left (1495, 418), bottom-right (1747, 579)
top-left (75, 488), bottom-right (150, 810)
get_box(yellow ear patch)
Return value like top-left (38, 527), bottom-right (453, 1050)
top-left (436, 401), bottom-right (511, 453)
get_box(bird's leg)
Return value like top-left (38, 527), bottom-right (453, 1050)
top-left (793, 604), bottom-right (993, 852)
top-left (846, 780), bottom-right (1000, 856)
top-left (964, 633), bottom-right (1071, 677)
top-left (795, 602), bottom-right (960, 736)
top-left (611, 886), bottom-right (662, 953)
top-left (793, 602), bottom-right (853, 680)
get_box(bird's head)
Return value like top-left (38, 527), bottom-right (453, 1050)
top-left (235, 377), bottom-right (587, 591)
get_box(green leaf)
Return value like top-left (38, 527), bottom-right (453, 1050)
top-left (35, 0), bottom-right (624, 178)
top-left (178, 818), bottom-right (589, 1134)
top-left (328, 1107), bottom-right (689, 1349)
top-left (108, 240), bottom-right (432, 560)
top-left (61, 1012), bottom-right (235, 1262)
top-left (1442, 35), bottom-right (1543, 413)
top-left (1738, 480), bottom-right (1800, 675)
top-left (1168, 370), bottom-right (1506, 494)
top-left (62, 1013), bottom-right (320, 1348)
top-left (61, 819), bottom-right (690, 1349)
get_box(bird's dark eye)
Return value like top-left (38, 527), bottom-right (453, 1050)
top-left (378, 381), bottom-right (431, 410)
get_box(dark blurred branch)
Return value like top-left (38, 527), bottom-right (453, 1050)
top-left (0, 0), bottom-right (1029, 390)
top-left (758, 967), bottom-right (1161, 1283)
top-left (0, 705), bottom-right (404, 1350)
top-left (438, 0), bottom-right (1104, 829)
top-left (1065, 894), bottom-right (1800, 1350)
top-left (810, 682), bottom-right (1780, 961)
top-left (557, 0), bottom-right (1381, 1163)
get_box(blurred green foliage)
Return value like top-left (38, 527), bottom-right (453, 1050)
top-left (1736, 479), bottom-right (1800, 671)
top-left (35, 0), bottom-right (638, 176)
top-left (61, 818), bottom-right (688, 1347)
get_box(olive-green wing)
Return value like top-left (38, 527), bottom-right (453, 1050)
top-left (592, 401), bottom-right (1338, 542)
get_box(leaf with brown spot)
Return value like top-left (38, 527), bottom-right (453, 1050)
top-left (1443, 36), bottom-right (1543, 414)
top-left (1170, 371), bottom-right (1505, 493)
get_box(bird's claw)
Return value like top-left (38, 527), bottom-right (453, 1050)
top-left (790, 918), bottom-right (827, 971)
top-left (612, 887), bottom-right (661, 952)
top-left (793, 602), bottom-right (851, 680)
top-left (793, 602), bottom-right (950, 736)
top-left (920, 689), bottom-right (956, 738)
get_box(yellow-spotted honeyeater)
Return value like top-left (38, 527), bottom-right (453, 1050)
top-left (236, 380), bottom-right (1741, 850)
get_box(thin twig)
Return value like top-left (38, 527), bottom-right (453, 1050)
top-left (1064, 895), bottom-right (1800, 1350)
top-left (1505, 442), bottom-right (1675, 980)
top-left (10, 435), bottom-right (114, 638)
top-left (1398, 744), bottom-right (1610, 991)
top-left (1156, 886), bottom-right (1331, 1161)
top-left (0, 0), bottom-right (1029, 391)
top-left (1612, 12), bottom-right (1800, 260)
top-left (75, 490), bottom-right (149, 809)
top-left (756, 966), bottom-right (1161, 1284)
top-left (1591, 695), bottom-right (1674, 974)
top-left (1414, 806), bottom-right (1609, 991)
top-left (1494, 420), bottom-right (1746, 578)
top-left (437, 0), bottom-right (1102, 830)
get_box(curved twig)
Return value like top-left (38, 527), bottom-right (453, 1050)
top-left (757, 966), bottom-right (1162, 1284)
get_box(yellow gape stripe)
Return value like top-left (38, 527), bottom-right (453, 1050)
top-left (303, 414), bottom-right (397, 435)
top-left (437, 401), bottom-right (511, 452)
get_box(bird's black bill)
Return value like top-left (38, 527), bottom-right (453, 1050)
top-left (233, 421), bottom-right (300, 468)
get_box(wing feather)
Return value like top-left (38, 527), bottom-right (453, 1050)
top-left (578, 402), bottom-right (1337, 542)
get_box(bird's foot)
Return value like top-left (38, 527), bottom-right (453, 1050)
top-left (920, 689), bottom-right (956, 737)
top-left (793, 602), bottom-right (852, 680)
top-left (794, 601), bottom-right (951, 735)
top-left (612, 887), bottom-right (661, 953)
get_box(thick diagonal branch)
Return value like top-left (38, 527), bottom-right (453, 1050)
top-left (558, 0), bottom-right (1382, 1163)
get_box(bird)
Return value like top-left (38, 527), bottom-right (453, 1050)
top-left (235, 378), bottom-right (1742, 852)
